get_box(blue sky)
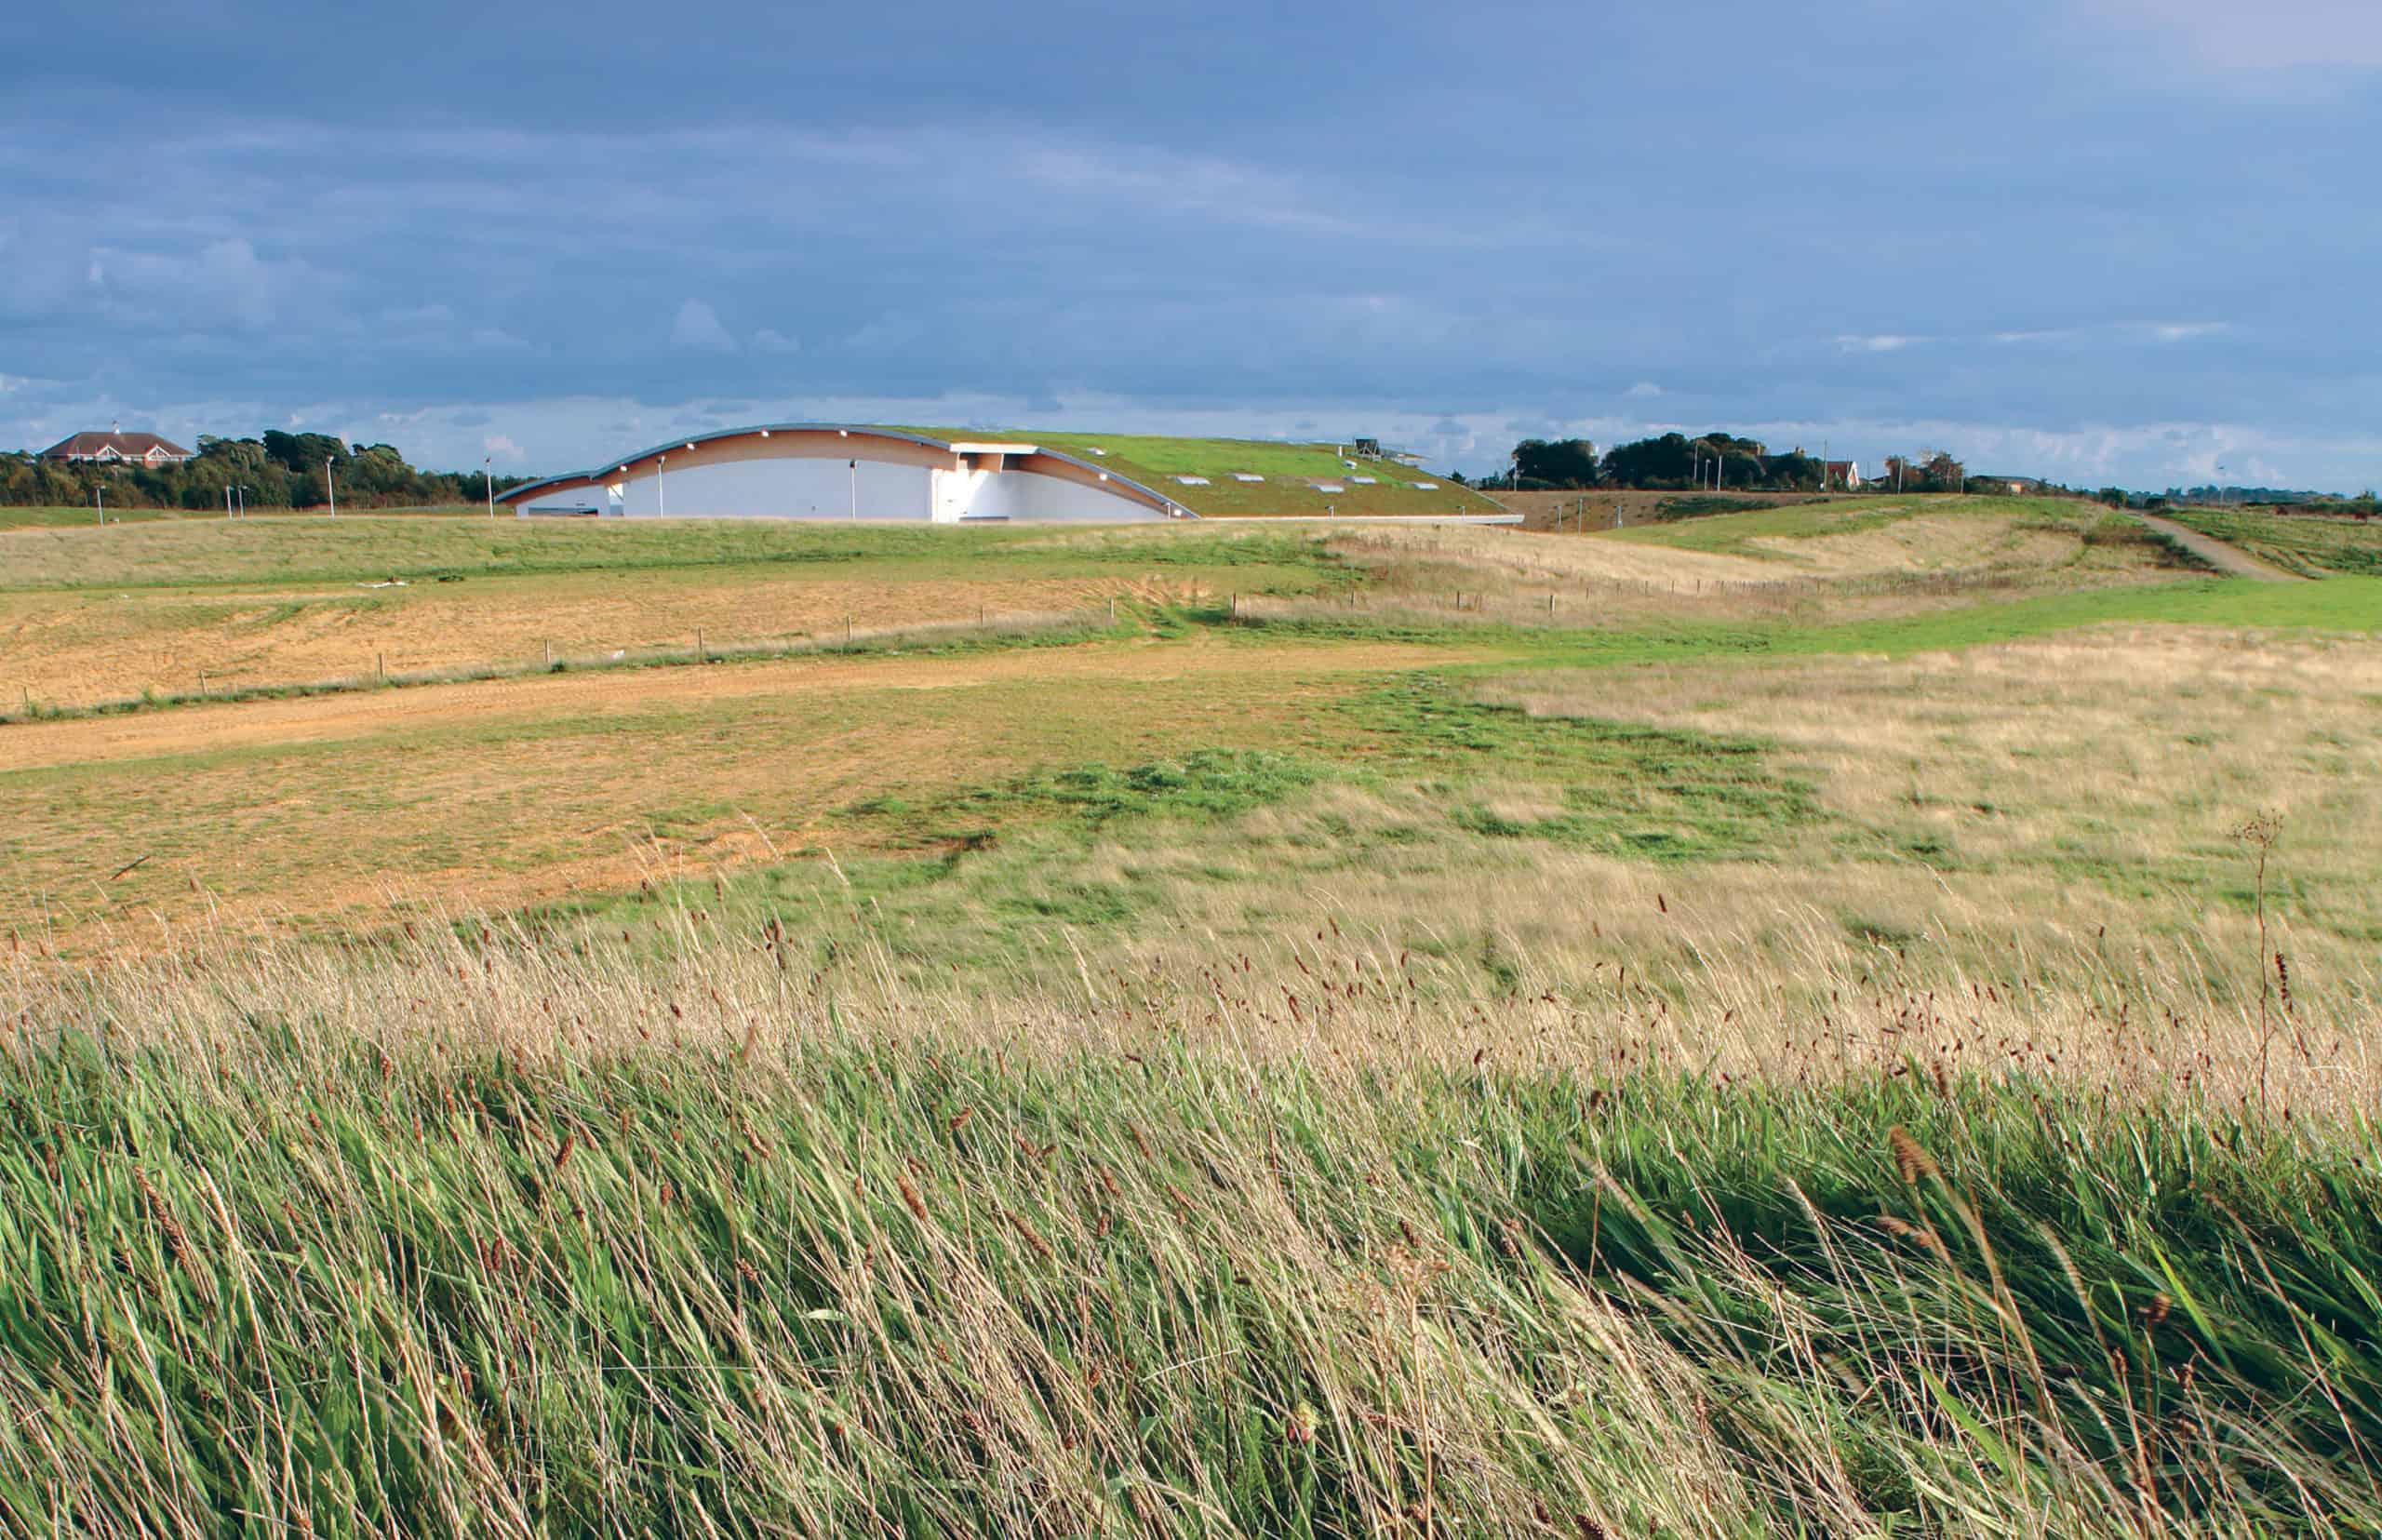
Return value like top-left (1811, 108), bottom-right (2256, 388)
top-left (3, 0), bottom-right (2376, 489)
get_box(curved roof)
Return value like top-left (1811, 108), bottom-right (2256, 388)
top-left (499, 423), bottom-right (1194, 517)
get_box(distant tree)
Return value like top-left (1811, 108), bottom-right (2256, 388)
top-left (2097, 487), bottom-right (2129, 508)
top-left (2, 428), bottom-right (532, 509)
top-left (1598, 430), bottom-right (1825, 491)
top-left (1762, 449), bottom-right (1821, 490)
top-left (261, 430), bottom-right (349, 475)
top-left (1600, 433), bottom-right (1696, 489)
top-left (1512, 437), bottom-right (1601, 489)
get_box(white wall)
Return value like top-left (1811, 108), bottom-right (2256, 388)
top-left (616, 456), bottom-right (934, 520)
top-left (965, 466), bottom-right (1164, 522)
top-left (594, 451), bottom-right (1163, 522)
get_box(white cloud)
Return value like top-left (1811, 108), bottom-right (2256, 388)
top-left (751, 328), bottom-right (801, 355)
top-left (2146, 320), bottom-right (2228, 342)
top-left (668, 299), bottom-right (738, 354)
top-left (1625, 381), bottom-right (1664, 398)
top-left (483, 433), bottom-right (523, 461)
top-left (1835, 333), bottom-right (1923, 353)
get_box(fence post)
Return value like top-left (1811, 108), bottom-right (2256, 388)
top-left (376, 652), bottom-right (386, 681)
top-left (697, 628), bottom-right (705, 662)
top-left (545, 641), bottom-right (554, 668)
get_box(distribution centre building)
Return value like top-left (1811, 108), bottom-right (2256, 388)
top-left (495, 425), bottom-right (1191, 523)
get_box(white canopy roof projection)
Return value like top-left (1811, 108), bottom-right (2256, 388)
top-left (499, 424), bottom-right (1193, 524)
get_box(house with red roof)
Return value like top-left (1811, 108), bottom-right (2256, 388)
top-left (39, 428), bottom-right (194, 467)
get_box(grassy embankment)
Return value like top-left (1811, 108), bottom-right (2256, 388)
top-left (4, 497), bottom-right (2381, 1531)
top-left (2165, 505), bottom-right (2382, 577)
top-left (907, 428), bottom-right (1506, 518)
top-left (8, 501), bottom-right (2380, 974)
top-left (0, 519), bottom-right (1342, 710)
top-left (0, 503), bottom-right (478, 531)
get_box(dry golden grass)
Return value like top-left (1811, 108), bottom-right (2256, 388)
top-left (21, 864), bottom-right (2375, 1121)
top-left (0, 569), bottom-right (1202, 708)
top-left (1484, 487), bottom-right (1826, 532)
top-left (1481, 627), bottom-right (2380, 888)
top-left (16, 917), bottom-right (2366, 1534)
top-left (1274, 511), bottom-right (2183, 633)
top-left (1741, 510), bottom-right (2078, 572)
top-left (0, 636), bottom-right (1465, 953)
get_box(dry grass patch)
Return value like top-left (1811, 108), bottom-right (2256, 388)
top-left (0, 638), bottom-right (1465, 953)
top-left (1744, 510), bottom-right (2078, 573)
top-left (0, 569), bottom-right (1202, 707)
top-left (1478, 625), bottom-right (2382, 957)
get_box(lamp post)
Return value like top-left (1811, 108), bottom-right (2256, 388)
top-left (485, 457), bottom-right (495, 518)
top-left (95, 486), bottom-right (104, 527)
top-left (326, 458), bottom-right (337, 517)
top-left (849, 460), bottom-right (858, 521)
top-left (658, 454), bottom-right (668, 517)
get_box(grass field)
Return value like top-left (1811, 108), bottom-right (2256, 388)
top-left (1, 518), bottom-right (1344, 706)
top-left (0, 503), bottom-right (479, 531)
top-left (1489, 487), bottom-right (1825, 533)
top-left (906, 429), bottom-right (1506, 517)
top-left (2165, 504), bottom-right (2382, 577)
top-left (7, 495), bottom-right (2382, 1533)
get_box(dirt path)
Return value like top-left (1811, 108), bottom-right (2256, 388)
top-left (2, 633), bottom-right (1466, 772)
top-left (2134, 513), bottom-right (2299, 582)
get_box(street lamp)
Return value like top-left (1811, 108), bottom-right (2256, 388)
top-left (325, 458), bottom-right (337, 517)
top-left (485, 457), bottom-right (495, 518)
top-left (658, 454), bottom-right (668, 517)
top-left (849, 460), bottom-right (858, 521)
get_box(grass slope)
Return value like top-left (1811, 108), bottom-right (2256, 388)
top-left (0, 517), bottom-right (1345, 594)
top-left (2165, 506), bottom-right (2382, 577)
top-left (0, 504), bottom-right (477, 532)
top-left (914, 428), bottom-right (1505, 517)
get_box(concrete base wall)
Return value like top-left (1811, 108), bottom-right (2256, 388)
top-left (605, 456), bottom-right (1163, 523)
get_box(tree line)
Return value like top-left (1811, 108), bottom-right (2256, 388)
top-left (1471, 432), bottom-right (1975, 494)
top-left (0, 431), bottom-right (535, 510)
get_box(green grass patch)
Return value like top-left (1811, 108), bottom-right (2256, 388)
top-left (549, 674), bottom-right (1817, 984)
top-left (2165, 507), bottom-right (2382, 577)
top-left (4, 1005), bottom-right (2375, 1534)
top-left (901, 428), bottom-right (1504, 518)
top-left (0, 516), bottom-right (1358, 595)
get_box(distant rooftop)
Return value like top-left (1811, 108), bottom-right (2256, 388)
top-left (40, 430), bottom-right (194, 463)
